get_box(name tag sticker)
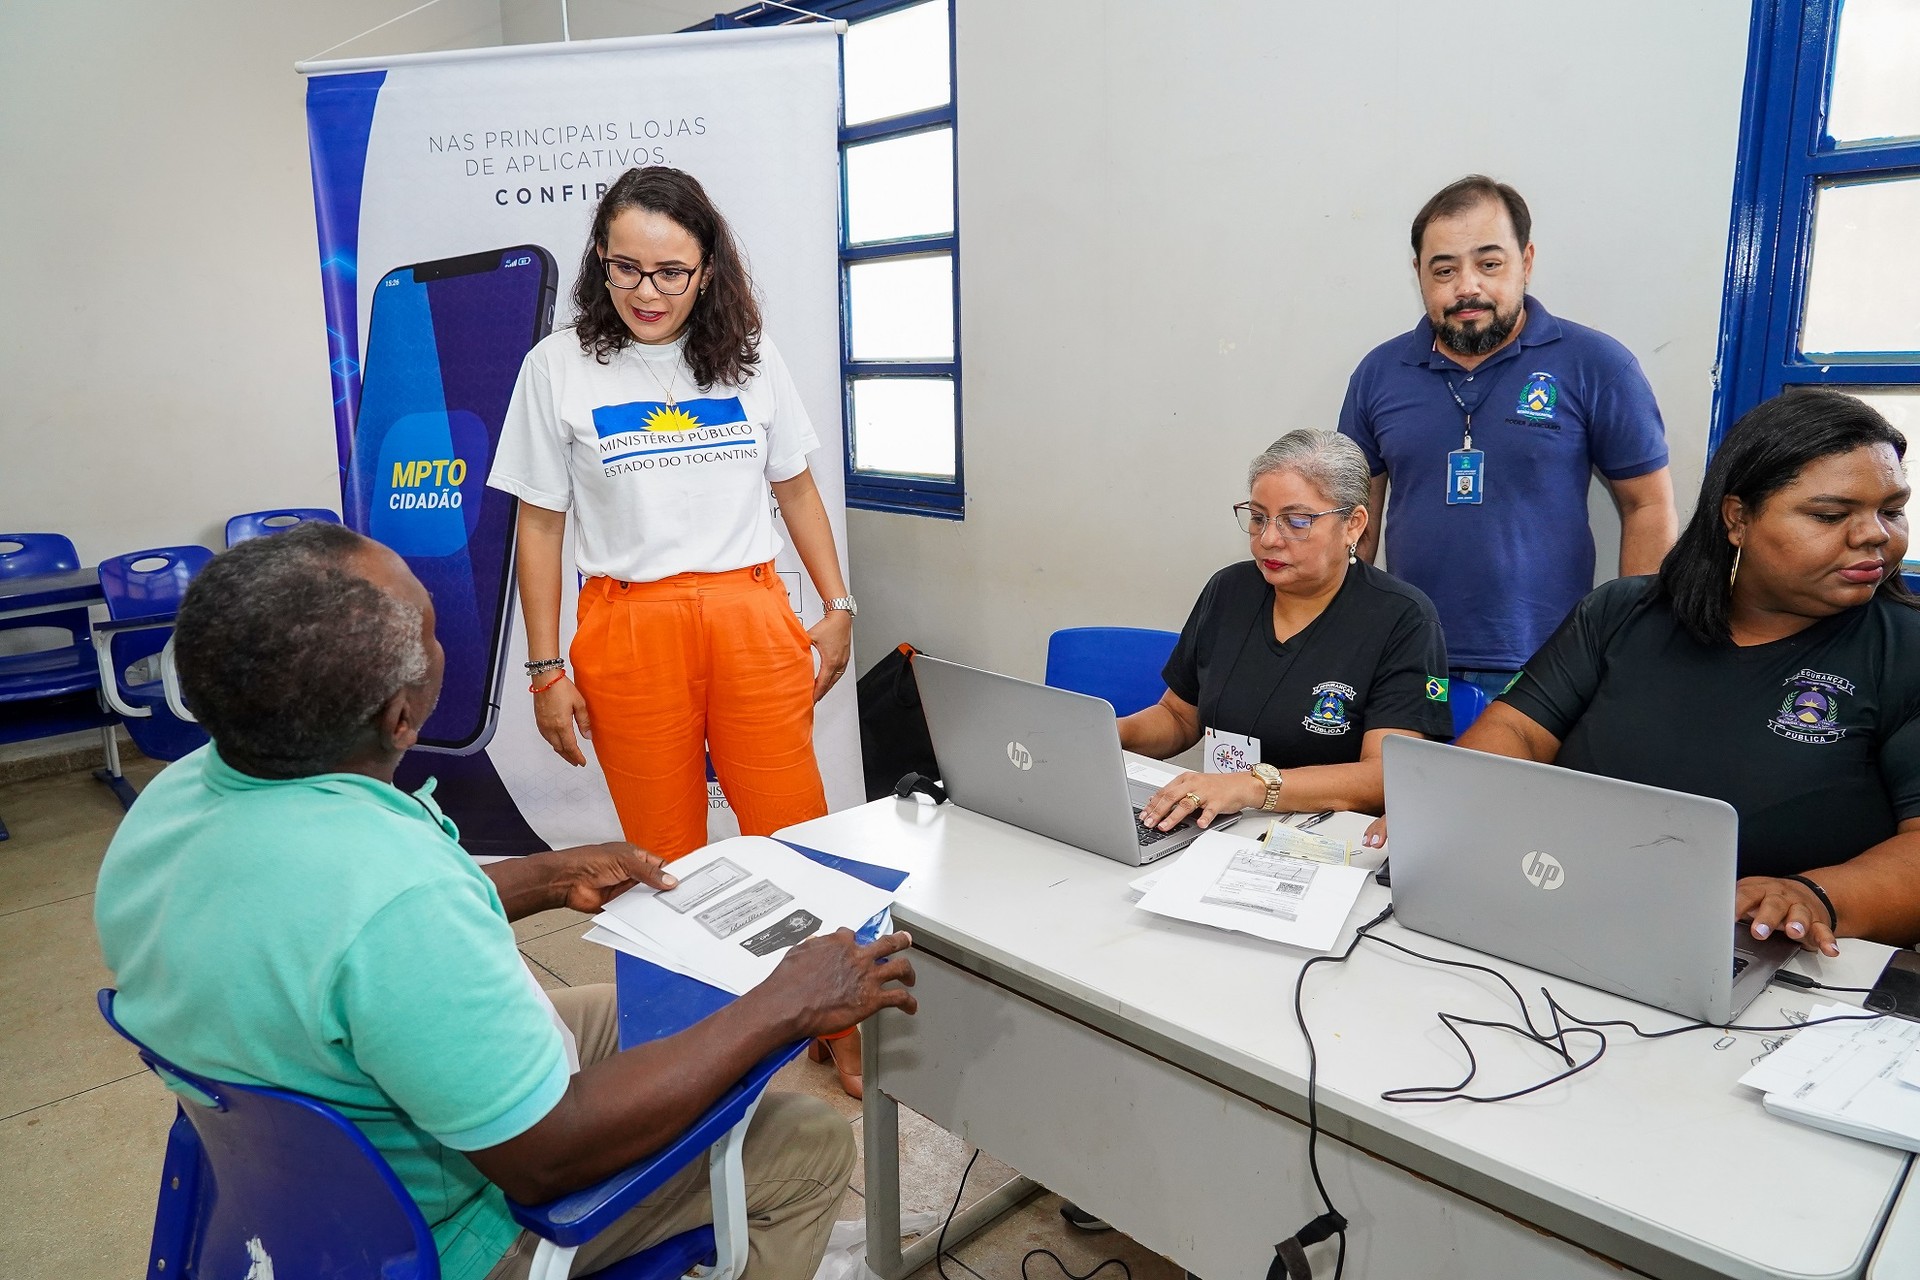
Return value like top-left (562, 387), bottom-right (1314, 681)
top-left (1446, 449), bottom-right (1485, 505)
top-left (1203, 726), bottom-right (1261, 774)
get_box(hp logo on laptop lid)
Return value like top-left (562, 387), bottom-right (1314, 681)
top-left (1522, 851), bottom-right (1564, 890)
top-left (1006, 742), bottom-right (1033, 770)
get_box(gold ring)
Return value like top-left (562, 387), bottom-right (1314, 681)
top-left (1183, 792), bottom-right (1204, 807)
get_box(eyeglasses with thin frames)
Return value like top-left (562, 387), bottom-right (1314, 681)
top-left (602, 259), bottom-right (701, 295)
top-left (1233, 503), bottom-right (1354, 539)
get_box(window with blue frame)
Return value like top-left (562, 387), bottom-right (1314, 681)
top-left (702, 0), bottom-right (964, 518)
top-left (1718, 0), bottom-right (1920, 563)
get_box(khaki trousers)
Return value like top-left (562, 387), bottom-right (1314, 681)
top-left (484, 984), bottom-right (854, 1280)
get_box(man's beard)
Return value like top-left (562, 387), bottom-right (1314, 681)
top-left (1434, 297), bottom-right (1521, 357)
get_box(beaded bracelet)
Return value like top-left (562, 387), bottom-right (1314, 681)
top-left (524, 657), bottom-right (565, 676)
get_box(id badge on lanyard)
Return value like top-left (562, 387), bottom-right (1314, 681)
top-left (1203, 726), bottom-right (1261, 774)
top-left (1444, 376), bottom-right (1486, 506)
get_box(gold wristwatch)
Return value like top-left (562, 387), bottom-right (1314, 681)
top-left (1250, 763), bottom-right (1283, 812)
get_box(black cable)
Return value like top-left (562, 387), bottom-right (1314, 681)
top-left (1350, 929), bottom-right (1882, 1105)
top-left (934, 1149), bottom-right (980, 1280)
top-left (1021, 1250), bottom-right (1133, 1280)
top-left (1769, 969), bottom-right (1876, 994)
top-left (1286, 903), bottom-right (1394, 1279)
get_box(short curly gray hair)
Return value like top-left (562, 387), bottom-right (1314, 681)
top-left (173, 522), bottom-right (429, 778)
top-left (1248, 429), bottom-right (1373, 513)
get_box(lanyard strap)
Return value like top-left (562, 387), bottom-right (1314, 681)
top-left (1444, 377), bottom-right (1474, 451)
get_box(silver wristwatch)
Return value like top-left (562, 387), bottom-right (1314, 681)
top-left (824, 596), bottom-right (858, 617)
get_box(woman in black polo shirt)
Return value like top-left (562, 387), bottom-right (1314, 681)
top-left (1416, 390), bottom-right (1920, 955)
top-left (1133, 430), bottom-right (1453, 832)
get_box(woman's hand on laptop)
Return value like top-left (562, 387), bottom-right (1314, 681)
top-left (1140, 771), bottom-right (1264, 832)
top-left (1737, 876), bottom-right (1840, 957)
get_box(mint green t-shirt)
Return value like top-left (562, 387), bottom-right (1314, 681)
top-left (95, 747), bottom-right (568, 1280)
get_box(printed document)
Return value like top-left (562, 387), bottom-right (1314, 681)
top-left (1738, 1003), bottom-right (1920, 1150)
top-left (595, 836), bottom-right (898, 994)
top-left (1135, 829), bottom-right (1369, 953)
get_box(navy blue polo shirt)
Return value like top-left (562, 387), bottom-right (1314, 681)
top-left (1337, 297), bottom-right (1668, 670)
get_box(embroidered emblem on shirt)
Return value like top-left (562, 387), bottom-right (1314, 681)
top-left (1303, 681), bottom-right (1358, 736)
top-left (1767, 668), bottom-right (1856, 745)
top-left (1424, 676), bottom-right (1449, 703)
top-left (1514, 371), bottom-right (1559, 421)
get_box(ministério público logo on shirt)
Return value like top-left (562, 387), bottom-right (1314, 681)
top-left (1515, 371), bottom-right (1559, 421)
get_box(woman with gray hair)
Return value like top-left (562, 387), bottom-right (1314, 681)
top-left (1127, 428), bottom-right (1453, 829)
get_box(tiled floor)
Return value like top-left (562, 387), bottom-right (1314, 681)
top-left (0, 761), bottom-right (1181, 1280)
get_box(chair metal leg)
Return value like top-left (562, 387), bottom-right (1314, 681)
top-left (525, 1239), bottom-right (580, 1280)
top-left (708, 1092), bottom-right (763, 1280)
top-left (95, 726), bottom-right (137, 812)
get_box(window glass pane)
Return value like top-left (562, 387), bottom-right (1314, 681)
top-left (843, 0), bottom-right (950, 127)
top-left (1827, 0), bottom-right (1920, 145)
top-left (848, 255), bottom-right (954, 361)
top-left (845, 128), bottom-right (954, 245)
top-left (851, 377), bottom-right (955, 478)
top-left (1799, 178), bottom-right (1920, 357)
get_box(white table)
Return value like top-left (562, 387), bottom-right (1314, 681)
top-left (781, 798), bottom-right (1913, 1280)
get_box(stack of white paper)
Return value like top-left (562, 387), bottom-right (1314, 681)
top-left (1134, 829), bottom-right (1370, 954)
top-left (584, 836), bottom-right (900, 995)
top-left (1737, 1004), bottom-right (1920, 1151)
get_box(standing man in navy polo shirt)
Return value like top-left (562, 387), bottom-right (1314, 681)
top-left (1338, 175), bottom-right (1677, 701)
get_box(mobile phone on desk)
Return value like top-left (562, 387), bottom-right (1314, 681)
top-left (347, 246), bottom-right (556, 753)
top-left (1865, 949), bottom-right (1920, 1022)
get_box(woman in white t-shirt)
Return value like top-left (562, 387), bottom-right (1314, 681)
top-left (489, 168), bottom-right (857, 1010)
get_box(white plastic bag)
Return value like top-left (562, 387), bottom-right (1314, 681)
top-left (812, 1210), bottom-right (941, 1280)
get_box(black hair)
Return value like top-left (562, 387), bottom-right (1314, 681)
top-left (1410, 175), bottom-right (1532, 260)
top-left (172, 522), bottom-right (429, 778)
top-left (571, 166), bottom-right (762, 389)
top-left (1656, 389), bottom-right (1916, 644)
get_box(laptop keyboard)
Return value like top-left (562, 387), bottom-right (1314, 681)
top-left (1133, 809), bottom-right (1190, 846)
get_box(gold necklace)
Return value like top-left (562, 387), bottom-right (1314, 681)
top-left (639, 348), bottom-right (680, 408)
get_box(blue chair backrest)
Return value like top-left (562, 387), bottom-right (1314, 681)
top-left (1044, 627), bottom-right (1180, 717)
top-left (97, 989), bottom-right (439, 1280)
top-left (1450, 680), bottom-right (1490, 738)
top-left (97, 546), bottom-right (214, 623)
top-left (226, 509), bottom-right (340, 547)
top-left (0, 532), bottom-right (81, 577)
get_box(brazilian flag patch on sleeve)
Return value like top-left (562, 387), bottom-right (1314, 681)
top-left (1424, 676), bottom-right (1449, 703)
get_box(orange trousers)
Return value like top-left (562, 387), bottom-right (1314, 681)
top-left (571, 563), bottom-right (827, 862)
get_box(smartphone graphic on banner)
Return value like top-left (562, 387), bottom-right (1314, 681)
top-left (347, 245), bottom-right (557, 753)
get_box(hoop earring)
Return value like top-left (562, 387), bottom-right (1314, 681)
top-left (1728, 545), bottom-right (1741, 591)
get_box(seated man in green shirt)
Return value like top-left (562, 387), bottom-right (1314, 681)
top-left (95, 521), bottom-right (916, 1280)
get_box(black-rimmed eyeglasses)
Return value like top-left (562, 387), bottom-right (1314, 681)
top-left (602, 260), bottom-right (701, 294)
top-left (1234, 503), bottom-right (1354, 539)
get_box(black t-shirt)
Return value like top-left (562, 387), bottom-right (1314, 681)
top-left (1162, 560), bottom-right (1453, 767)
top-left (1504, 576), bottom-right (1920, 879)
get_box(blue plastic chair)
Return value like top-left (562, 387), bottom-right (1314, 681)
top-left (100, 985), bottom-right (777, 1280)
top-left (1450, 680), bottom-right (1490, 738)
top-left (0, 534), bottom-right (134, 839)
top-left (92, 546), bottom-right (213, 761)
top-left (1044, 627), bottom-right (1181, 717)
top-left (225, 508), bottom-right (340, 548)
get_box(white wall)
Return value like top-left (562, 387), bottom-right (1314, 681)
top-left (1, 0), bottom-right (1752, 685)
top-left (0, 0), bottom-right (504, 562)
top-left (843, 0), bottom-right (1752, 681)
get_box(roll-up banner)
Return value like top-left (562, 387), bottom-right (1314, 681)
top-left (301, 27), bottom-right (859, 854)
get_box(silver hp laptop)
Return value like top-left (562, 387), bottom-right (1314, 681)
top-left (1382, 736), bottom-right (1795, 1024)
top-left (913, 655), bottom-right (1214, 866)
